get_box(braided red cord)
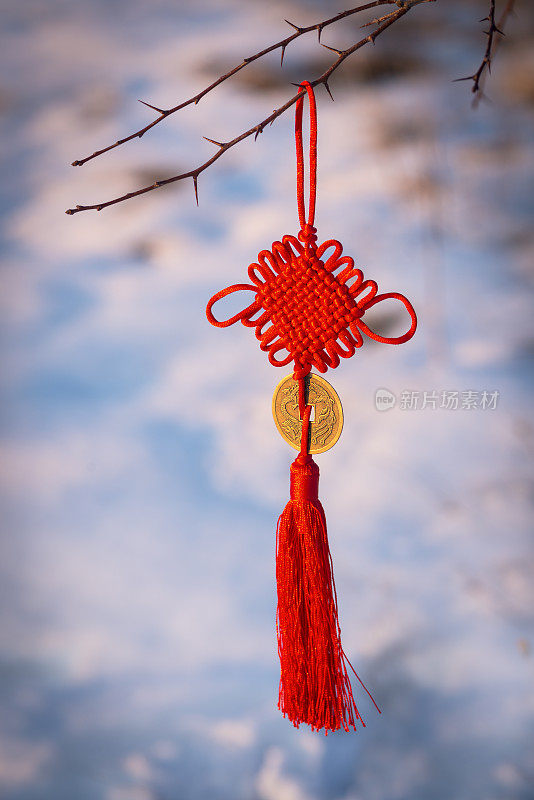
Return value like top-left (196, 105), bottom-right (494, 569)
top-left (297, 376), bottom-right (310, 457)
top-left (295, 81), bottom-right (317, 253)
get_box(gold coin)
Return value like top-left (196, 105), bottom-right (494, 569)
top-left (272, 373), bottom-right (343, 454)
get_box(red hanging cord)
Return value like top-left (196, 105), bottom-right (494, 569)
top-left (295, 81), bottom-right (317, 234)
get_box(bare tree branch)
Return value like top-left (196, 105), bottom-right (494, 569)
top-left (69, 1), bottom-right (395, 170)
top-left (454, 0), bottom-right (515, 99)
top-left (471, 0), bottom-right (517, 107)
top-left (66, 0), bottom-right (435, 215)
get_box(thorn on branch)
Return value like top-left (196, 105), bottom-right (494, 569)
top-left (254, 125), bottom-right (264, 141)
top-left (284, 19), bottom-right (302, 33)
top-left (203, 136), bottom-right (225, 148)
top-left (321, 43), bottom-right (345, 56)
top-left (193, 175), bottom-right (199, 206)
top-left (280, 44), bottom-right (286, 67)
top-left (138, 99), bottom-right (168, 115)
top-left (316, 24), bottom-right (323, 43)
top-left (323, 81), bottom-right (334, 101)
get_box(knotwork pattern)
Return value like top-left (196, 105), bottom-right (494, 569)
top-left (206, 81), bottom-right (416, 379)
top-left (206, 234), bottom-right (417, 379)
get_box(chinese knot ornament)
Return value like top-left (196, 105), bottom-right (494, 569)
top-left (206, 81), bottom-right (417, 733)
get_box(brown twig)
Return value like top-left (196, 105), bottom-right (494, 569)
top-left (66, 0), bottom-right (435, 215)
top-left (471, 0), bottom-right (517, 107)
top-left (454, 0), bottom-right (515, 99)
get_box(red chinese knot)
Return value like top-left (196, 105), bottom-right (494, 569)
top-left (207, 82), bottom-right (417, 379)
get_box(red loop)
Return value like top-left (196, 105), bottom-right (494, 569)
top-left (355, 292), bottom-right (418, 344)
top-left (206, 284), bottom-right (259, 328)
top-left (295, 81), bottom-right (317, 232)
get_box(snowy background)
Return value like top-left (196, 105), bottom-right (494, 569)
top-left (1, 0), bottom-right (533, 798)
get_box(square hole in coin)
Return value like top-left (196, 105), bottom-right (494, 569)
top-left (300, 405), bottom-right (315, 422)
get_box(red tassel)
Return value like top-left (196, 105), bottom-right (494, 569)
top-left (275, 400), bottom-right (380, 733)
